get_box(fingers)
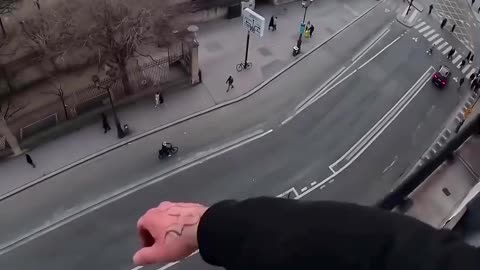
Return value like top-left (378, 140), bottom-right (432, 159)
top-left (133, 245), bottom-right (162, 266)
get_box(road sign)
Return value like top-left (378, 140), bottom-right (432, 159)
top-left (243, 8), bottom-right (265, 37)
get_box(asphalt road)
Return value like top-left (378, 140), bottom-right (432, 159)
top-left (0, 1), bottom-right (467, 270)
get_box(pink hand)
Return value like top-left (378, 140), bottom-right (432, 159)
top-left (133, 201), bottom-right (208, 266)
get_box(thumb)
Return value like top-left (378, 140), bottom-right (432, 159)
top-left (133, 245), bottom-right (162, 266)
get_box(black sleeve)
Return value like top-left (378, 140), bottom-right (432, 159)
top-left (197, 197), bottom-right (480, 270)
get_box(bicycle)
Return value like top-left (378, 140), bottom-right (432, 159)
top-left (158, 145), bottom-right (179, 160)
top-left (236, 62), bottom-right (252, 72)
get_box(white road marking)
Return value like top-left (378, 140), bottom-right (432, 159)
top-left (442, 45), bottom-right (452, 55)
top-left (467, 68), bottom-right (476, 77)
top-left (437, 42), bottom-right (448, 50)
top-left (427, 33), bottom-right (439, 42)
top-left (344, 3), bottom-right (359, 16)
top-left (351, 27), bottom-right (391, 63)
top-left (311, 181), bottom-right (317, 186)
top-left (423, 29), bottom-right (435, 38)
top-left (452, 54), bottom-right (462, 64)
top-left (407, 9), bottom-right (419, 24)
top-left (301, 187), bottom-right (308, 192)
top-left (1, 129), bottom-right (275, 256)
top-left (320, 185), bottom-right (326, 190)
top-left (329, 67), bottom-right (433, 170)
top-left (132, 267), bottom-right (143, 270)
top-left (462, 64), bottom-right (471, 74)
top-left (329, 179), bottom-right (335, 184)
top-left (277, 187), bottom-right (299, 198)
top-left (382, 156), bottom-right (398, 174)
top-left (414, 21), bottom-right (426, 29)
top-left (432, 37), bottom-right (443, 46)
top-left (418, 25), bottom-right (431, 33)
top-left (358, 35), bottom-right (403, 70)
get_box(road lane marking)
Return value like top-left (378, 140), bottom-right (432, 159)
top-left (292, 23), bottom-right (397, 119)
top-left (357, 34), bottom-right (403, 70)
top-left (427, 33), bottom-right (439, 42)
top-left (467, 68), bottom-right (476, 77)
top-left (0, 129), bottom-right (275, 256)
top-left (414, 21), bottom-right (426, 29)
top-left (432, 37), bottom-right (443, 46)
top-left (452, 54), bottom-right (462, 64)
top-left (407, 9), bottom-right (419, 24)
top-left (423, 29), bottom-right (435, 38)
top-left (462, 64), bottom-right (471, 74)
top-left (418, 25), bottom-right (430, 33)
top-left (382, 156), bottom-right (398, 174)
top-left (311, 181), bottom-right (317, 186)
top-left (442, 45), bottom-right (452, 55)
top-left (329, 67), bottom-right (434, 172)
top-left (437, 42), bottom-right (448, 50)
top-left (301, 187), bottom-right (308, 192)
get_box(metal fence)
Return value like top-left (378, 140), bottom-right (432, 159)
top-left (5, 49), bottom-right (186, 146)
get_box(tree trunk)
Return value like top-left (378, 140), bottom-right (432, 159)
top-left (118, 61), bottom-right (132, 95)
top-left (0, 17), bottom-right (6, 38)
top-left (0, 117), bottom-right (22, 155)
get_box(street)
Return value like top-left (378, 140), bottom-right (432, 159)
top-left (0, 0), bottom-right (474, 270)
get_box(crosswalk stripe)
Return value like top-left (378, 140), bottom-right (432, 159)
top-left (428, 33), bottom-right (439, 42)
top-left (443, 45), bottom-right (452, 55)
top-left (423, 29), bottom-right (435, 37)
top-left (414, 21), bottom-right (426, 29)
top-left (419, 25), bottom-right (431, 33)
top-left (407, 10), bottom-right (419, 24)
top-left (467, 69), bottom-right (476, 78)
top-left (452, 54), bottom-right (462, 64)
top-left (432, 38), bottom-right (444, 46)
top-left (462, 64), bottom-right (471, 74)
top-left (438, 42), bottom-right (448, 50)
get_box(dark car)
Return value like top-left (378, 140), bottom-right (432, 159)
top-left (432, 66), bottom-right (451, 88)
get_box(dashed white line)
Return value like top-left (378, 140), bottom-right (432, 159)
top-left (452, 54), bottom-right (462, 64)
top-left (301, 187), bottom-right (308, 192)
top-left (329, 179), bottom-right (335, 184)
top-left (437, 42), bottom-right (448, 50)
top-left (462, 64), bottom-right (471, 74)
top-left (443, 45), bottom-right (452, 55)
top-left (432, 37), bottom-right (443, 46)
top-left (311, 181), bottom-right (317, 186)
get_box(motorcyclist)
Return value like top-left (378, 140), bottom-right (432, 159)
top-left (427, 45), bottom-right (433, 55)
top-left (159, 141), bottom-right (172, 157)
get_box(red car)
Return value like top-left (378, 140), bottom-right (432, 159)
top-left (432, 66), bottom-right (451, 88)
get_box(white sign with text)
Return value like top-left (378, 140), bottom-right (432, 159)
top-left (242, 8), bottom-right (265, 37)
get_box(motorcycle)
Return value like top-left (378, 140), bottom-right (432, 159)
top-left (158, 144), bottom-right (179, 160)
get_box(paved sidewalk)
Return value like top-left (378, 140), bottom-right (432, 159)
top-left (0, 0), bottom-right (376, 195)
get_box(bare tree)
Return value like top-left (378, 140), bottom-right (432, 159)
top-left (82, 0), bottom-right (156, 95)
top-left (0, 0), bottom-right (17, 37)
top-left (0, 69), bottom-right (26, 155)
top-left (19, 1), bottom-right (82, 69)
top-left (42, 76), bottom-right (69, 120)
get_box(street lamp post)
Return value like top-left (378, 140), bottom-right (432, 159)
top-left (92, 75), bottom-right (125, 139)
top-left (296, 0), bottom-right (314, 55)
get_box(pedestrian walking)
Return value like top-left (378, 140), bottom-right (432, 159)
top-left (26, 154), bottom-right (36, 168)
top-left (428, 4), bottom-right (433, 15)
top-left (460, 59), bottom-right (467, 69)
top-left (470, 53), bottom-right (474, 63)
top-left (159, 92), bottom-right (164, 104)
top-left (441, 18), bottom-right (447, 29)
top-left (471, 78), bottom-right (478, 90)
top-left (101, 113), bottom-right (111, 134)
top-left (226, 75), bottom-right (234, 92)
top-left (273, 16), bottom-right (277, 31)
top-left (467, 51), bottom-right (472, 60)
top-left (451, 24), bottom-right (456, 33)
top-left (268, 16), bottom-right (274, 31)
top-left (472, 0), bottom-right (475, 5)
top-left (470, 73), bottom-right (476, 81)
top-left (459, 77), bottom-right (465, 89)
top-left (447, 48), bottom-right (455, 59)
top-left (478, 6), bottom-right (480, 13)
top-left (155, 92), bottom-right (160, 108)
top-left (309, 24), bottom-right (315, 37)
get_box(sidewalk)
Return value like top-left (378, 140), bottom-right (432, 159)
top-left (0, 0), bottom-right (377, 195)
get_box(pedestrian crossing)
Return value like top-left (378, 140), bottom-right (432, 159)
top-left (414, 19), bottom-right (476, 78)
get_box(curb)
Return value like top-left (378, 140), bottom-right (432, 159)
top-left (0, 0), bottom-right (384, 202)
top-left (396, 4), bottom-right (422, 28)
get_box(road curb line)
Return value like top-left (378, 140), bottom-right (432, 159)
top-left (0, 129), bottom-right (274, 254)
top-left (0, 0), bottom-right (384, 202)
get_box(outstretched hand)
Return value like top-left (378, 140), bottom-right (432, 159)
top-left (133, 201), bottom-right (208, 266)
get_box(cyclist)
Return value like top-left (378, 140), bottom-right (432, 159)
top-left (159, 141), bottom-right (172, 157)
top-left (427, 45), bottom-right (434, 55)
